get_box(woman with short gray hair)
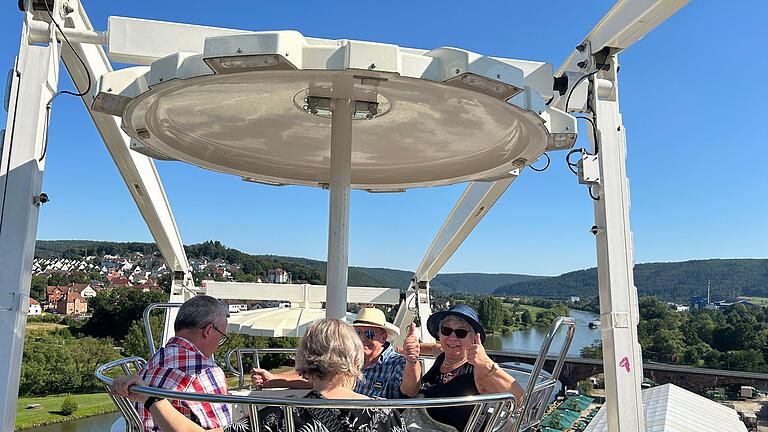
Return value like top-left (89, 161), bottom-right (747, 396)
top-left (258, 318), bottom-right (406, 432)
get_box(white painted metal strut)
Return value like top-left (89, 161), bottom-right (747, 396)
top-left (61, 2), bottom-right (191, 278)
top-left (60, 0), bottom-right (195, 345)
top-left (589, 60), bottom-right (645, 432)
top-left (414, 176), bottom-right (518, 283)
top-left (325, 78), bottom-right (355, 319)
top-left (0, 13), bottom-right (60, 430)
top-left (394, 176), bottom-right (518, 340)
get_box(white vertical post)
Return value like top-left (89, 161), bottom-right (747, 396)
top-left (589, 56), bottom-right (645, 432)
top-left (0, 15), bottom-right (60, 430)
top-left (326, 96), bottom-right (353, 319)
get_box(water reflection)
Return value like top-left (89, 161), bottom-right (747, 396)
top-left (486, 309), bottom-right (600, 357)
top-left (25, 412), bottom-right (121, 432)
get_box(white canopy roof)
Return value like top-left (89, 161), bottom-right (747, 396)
top-left (584, 384), bottom-right (748, 432)
top-left (227, 307), bottom-right (356, 337)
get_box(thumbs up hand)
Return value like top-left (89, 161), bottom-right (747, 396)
top-left (466, 332), bottom-right (491, 368)
top-left (402, 323), bottom-right (420, 363)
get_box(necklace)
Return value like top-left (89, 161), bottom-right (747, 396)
top-left (441, 357), bottom-right (467, 372)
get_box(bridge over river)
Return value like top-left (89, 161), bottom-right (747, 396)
top-left (488, 350), bottom-right (768, 392)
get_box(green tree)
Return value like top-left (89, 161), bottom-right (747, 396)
top-left (30, 275), bottom-right (47, 302)
top-left (580, 340), bottom-right (603, 359)
top-left (520, 309), bottom-right (533, 326)
top-left (477, 296), bottom-right (504, 333)
top-left (123, 316), bottom-right (164, 359)
top-left (82, 289), bottom-right (167, 341)
top-left (47, 273), bottom-right (69, 286)
top-left (69, 271), bottom-right (91, 284)
top-left (60, 396), bottom-right (78, 416)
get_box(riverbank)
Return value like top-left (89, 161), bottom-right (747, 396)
top-left (15, 393), bottom-right (116, 431)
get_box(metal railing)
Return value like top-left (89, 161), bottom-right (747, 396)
top-left (507, 316), bottom-right (577, 432)
top-left (143, 302), bottom-right (182, 355)
top-left (133, 304), bottom-right (576, 431)
top-left (98, 357), bottom-right (147, 432)
top-left (225, 348), bottom-right (298, 390)
top-left (97, 357), bottom-right (516, 432)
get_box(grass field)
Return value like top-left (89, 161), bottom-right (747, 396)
top-left (25, 322), bottom-right (66, 332)
top-left (743, 297), bottom-right (768, 306)
top-left (15, 392), bottom-right (116, 430)
top-left (503, 303), bottom-right (545, 315)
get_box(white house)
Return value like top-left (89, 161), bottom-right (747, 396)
top-left (28, 299), bottom-right (41, 316)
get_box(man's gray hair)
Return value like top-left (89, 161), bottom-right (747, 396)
top-left (174, 295), bottom-right (229, 332)
top-left (295, 318), bottom-right (364, 382)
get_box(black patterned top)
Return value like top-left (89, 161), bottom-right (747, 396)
top-left (255, 390), bottom-right (407, 432)
top-left (420, 354), bottom-right (478, 431)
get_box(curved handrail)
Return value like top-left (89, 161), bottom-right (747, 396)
top-left (96, 357), bottom-right (517, 432)
top-left (143, 302), bottom-right (183, 356)
top-left (97, 357), bottom-right (148, 432)
top-left (225, 348), bottom-right (298, 390)
top-left (509, 316), bottom-right (577, 432)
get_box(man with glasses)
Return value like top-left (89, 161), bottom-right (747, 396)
top-left (251, 307), bottom-right (422, 398)
top-left (135, 295), bottom-right (233, 431)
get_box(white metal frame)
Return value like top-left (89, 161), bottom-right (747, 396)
top-left (0, 1), bottom-right (690, 430)
top-left (0, 11), bottom-right (60, 431)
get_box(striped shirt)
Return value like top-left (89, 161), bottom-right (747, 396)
top-left (354, 343), bottom-right (406, 399)
top-left (136, 336), bottom-right (231, 431)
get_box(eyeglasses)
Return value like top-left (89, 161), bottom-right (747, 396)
top-left (355, 329), bottom-right (378, 341)
top-left (440, 326), bottom-right (470, 339)
top-left (208, 324), bottom-right (229, 347)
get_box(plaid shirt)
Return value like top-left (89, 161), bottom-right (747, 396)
top-left (136, 337), bottom-right (231, 431)
top-left (354, 343), bottom-right (406, 399)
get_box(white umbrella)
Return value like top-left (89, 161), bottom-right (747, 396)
top-left (227, 307), bottom-right (357, 337)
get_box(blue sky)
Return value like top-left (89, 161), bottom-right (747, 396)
top-left (1, 1), bottom-right (766, 276)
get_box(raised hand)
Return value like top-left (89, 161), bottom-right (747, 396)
top-left (466, 332), bottom-right (492, 368)
top-left (250, 368), bottom-right (275, 389)
top-left (402, 323), bottom-right (420, 363)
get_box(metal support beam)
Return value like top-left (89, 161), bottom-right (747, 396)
top-left (61, 2), bottom-right (191, 277)
top-left (414, 177), bottom-right (518, 283)
top-left (0, 12), bottom-right (59, 430)
top-left (553, 0), bottom-right (688, 110)
top-left (326, 91), bottom-right (354, 319)
top-left (589, 56), bottom-right (645, 432)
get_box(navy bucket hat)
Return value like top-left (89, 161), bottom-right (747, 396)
top-left (427, 304), bottom-right (486, 342)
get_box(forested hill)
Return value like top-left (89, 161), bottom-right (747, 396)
top-left (494, 259), bottom-right (768, 302)
top-left (33, 240), bottom-right (538, 294)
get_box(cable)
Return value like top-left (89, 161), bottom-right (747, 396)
top-left (39, 2), bottom-right (93, 162)
top-left (563, 69), bottom-right (599, 114)
top-left (588, 185), bottom-right (600, 201)
top-left (566, 148), bottom-right (581, 175)
top-left (44, 2), bottom-right (91, 98)
top-left (575, 115), bottom-right (599, 156)
top-left (528, 152), bottom-right (550, 172)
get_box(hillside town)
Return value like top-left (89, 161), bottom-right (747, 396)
top-left (29, 252), bottom-right (293, 317)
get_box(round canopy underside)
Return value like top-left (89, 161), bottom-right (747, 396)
top-left (124, 70), bottom-right (549, 189)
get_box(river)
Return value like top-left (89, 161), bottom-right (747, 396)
top-left (25, 309), bottom-right (599, 431)
top-left (484, 309), bottom-right (601, 357)
top-left (23, 413), bottom-right (121, 432)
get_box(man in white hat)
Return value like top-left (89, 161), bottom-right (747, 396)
top-left (251, 307), bottom-right (421, 398)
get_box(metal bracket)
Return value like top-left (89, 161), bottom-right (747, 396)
top-left (577, 152), bottom-right (600, 185)
top-left (0, 293), bottom-right (17, 311)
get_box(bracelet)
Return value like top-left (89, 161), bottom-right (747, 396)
top-left (406, 358), bottom-right (418, 364)
top-left (144, 396), bottom-right (165, 411)
top-left (486, 362), bottom-right (499, 377)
